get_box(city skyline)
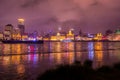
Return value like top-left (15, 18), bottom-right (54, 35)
top-left (0, 0), bottom-right (120, 34)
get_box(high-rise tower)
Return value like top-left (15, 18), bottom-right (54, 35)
top-left (18, 18), bottom-right (25, 35)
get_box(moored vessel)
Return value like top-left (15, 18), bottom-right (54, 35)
top-left (1, 40), bottom-right (44, 44)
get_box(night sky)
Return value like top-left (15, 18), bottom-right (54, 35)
top-left (0, 0), bottom-right (120, 34)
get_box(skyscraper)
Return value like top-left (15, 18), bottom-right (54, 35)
top-left (18, 18), bottom-right (25, 35)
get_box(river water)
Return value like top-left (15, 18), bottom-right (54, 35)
top-left (0, 41), bottom-right (120, 80)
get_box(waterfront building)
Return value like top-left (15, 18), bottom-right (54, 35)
top-left (75, 35), bottom-right (82, 40)
top-left (107, 34), bottom-right (114, 41)
top-left (22, 33), bottom-right (28, 40)
top-left (4, 24), bottom-right (13, 40)
top-left (28, 33), bottom-right (38, 41)
top-left (0, 32), bottom-right (3, 40)
top-left (37, 35), bottom-right (43, 40)
top-left (50, 32), bottom-right (66, 41)
top-left (93, 33), bottom-right (103, 40)
top-left (33, 31), bottom-right (38, 40)
top-left (12, 28), bottom-right (21, 40)
top-left (106, 29), bottom-right (120, 41)
top-left (43, 37), bottom-right (49, 41)
top-left (66, 29), bottom-right (74, 40)
top-left (112, 29), bottom-right (120, 41)
top-left (18, 19), bottom-right (25, 35)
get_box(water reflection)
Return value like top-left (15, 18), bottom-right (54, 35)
top-left (88, 42), bottom-right (94, 60)
top-left (94, 42), bottom-right (103, 50)
top-left (28, 54), bottom-right (39, 64)
top-left (17, 64), bottom-right (25, 74)
top-left (0, 42), bottom-right (120, 79)
top-left (94, 42), bottom-right (103, 61)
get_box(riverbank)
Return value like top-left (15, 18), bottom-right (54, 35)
top-left (37, 60), bottom-right (120, 80)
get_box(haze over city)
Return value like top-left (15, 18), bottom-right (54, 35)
top-left (0, 0), bottom-right (120, 34)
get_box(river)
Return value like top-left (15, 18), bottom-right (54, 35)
top-left (0, 41), bottom-right (120, 80)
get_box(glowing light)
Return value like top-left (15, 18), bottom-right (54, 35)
top-left (18, 18), bottom-right (24, 22)
top-left (18, 18), bottom-right (24, 25)
top-left (88, 42), bottom-right (94, 60)
top-left (17, 64), bottom-right (25, 74)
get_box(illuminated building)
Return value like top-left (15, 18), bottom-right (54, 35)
top-left (37, 35), bottom-right (42, 40)
top-left (107, 34), bottom-right (114, 41)
top-left (50, 26), bottom-right (66, 41)
top-left (75, 35), bottom-right (82, 40)
top-left (33, 31), bottom-right (38, 40)
top-left (93, 33), bottom-right (103, 40)
top-left (107, 29), bottom-right (120, 41)
top-left (66, 29), bottom-right (74, 40)
top-left (12, 28), bottom-right (21, 40)
top-left (22, 33), bottom-right (28, 40)
top-left (0, 32), bottom-right (3, 40)
top-left (4, 24), bottom-right (13, 40)
top-left (112, 29), bottom-right (120, 41)
top-left (50, 32), bottom-right (66, 41)
top-left (50, 28), bottom-right (75, 41)
top-left (18, 18), bottom-right (25, 35)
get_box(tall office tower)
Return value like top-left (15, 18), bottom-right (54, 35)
top-left (18, 18), bottom-right (25, 35)
top-left (4, 24), bottom-right (13, 40)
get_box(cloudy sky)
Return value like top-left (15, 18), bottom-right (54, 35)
top-left (0, 0), bottom-right (120, 34)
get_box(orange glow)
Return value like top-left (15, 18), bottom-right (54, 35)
top-left (3, 56), bottom-right (11, 66)
top-left (18, 18), bottom-right (24, 25)
top-left (11, 55), bottom-right (20, 64)
top-left (18, 18), bottom-right (24, 22)
top-left (94, 42), bottom-right (103, 67)
top-left (17, 64), bottom-right (25, 74)
top-left (94, 42), bottom-right (103, 50)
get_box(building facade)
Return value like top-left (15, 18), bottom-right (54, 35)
top-left (18, 19), bottom-right (25, 35)
top-left (4, 24), bottom-right (13, 40)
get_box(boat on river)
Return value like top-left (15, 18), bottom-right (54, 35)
top-left (1, 40), bottom-right (44, 44)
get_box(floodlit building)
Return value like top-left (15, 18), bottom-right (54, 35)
top-left (93, 33), bottom-right (103, 40)
top-left (106, 29), bottom-right (120, 41)
top-left (4, 24), bottom-right (13, 40)
top-left (12, 28), bottom-right (21, 40)
top-left (18, 18), bottom-right (25, 35)
top-left (112, 29), bottom-right (120, 41)
top-left (66, 29), bottom-right (74, 40)
top-left (0, 32), bottom-right (3, 40)
top-left (22, 33), bottom-right (28, 40)
top-left (50, 32), bottom-right (66, 41)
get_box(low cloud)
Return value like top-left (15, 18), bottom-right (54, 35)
top-left (0, 0), bottom-right (120, 34)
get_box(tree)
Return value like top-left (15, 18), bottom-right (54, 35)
top-left (105, 29), bottom-right (113, 36)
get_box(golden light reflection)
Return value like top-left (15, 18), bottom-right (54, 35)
top-left (68, 42), bottom-right (74, 51)
top-left (52, 52), bottom-right (75, 64)
top-left (95, 51), bottom-right (103, 61)
top-left (54, 53), bottom-right (62, 64)
top-left (17, 64), bottom-right (25, 74)
top-left (3, 44), bottom-right (11, 55)
top-left (3, 44), bottom-right (28, 55)
top-left (16, 44), bottom-right (21, 54)
top-left (56, 42), bottom-right (61, 52)
top-left (64, 42), bottom-right (74, 52)
top-left (67, 52), bottom-right (74, 64)
top-left (75, 42), bottom-right (82, 51)
top-left (3, 56), bottom-right (11, 66)
top-left (11, 55), bottom-right (21, 65)
top-left (75, 52), bottom-right (82, 61)
top-left (94, 42), bottom-right (103, 51)
top-left (94, 42), bottom-right (103, 67)
top-left (11, 44), bottom-right (22, 54)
